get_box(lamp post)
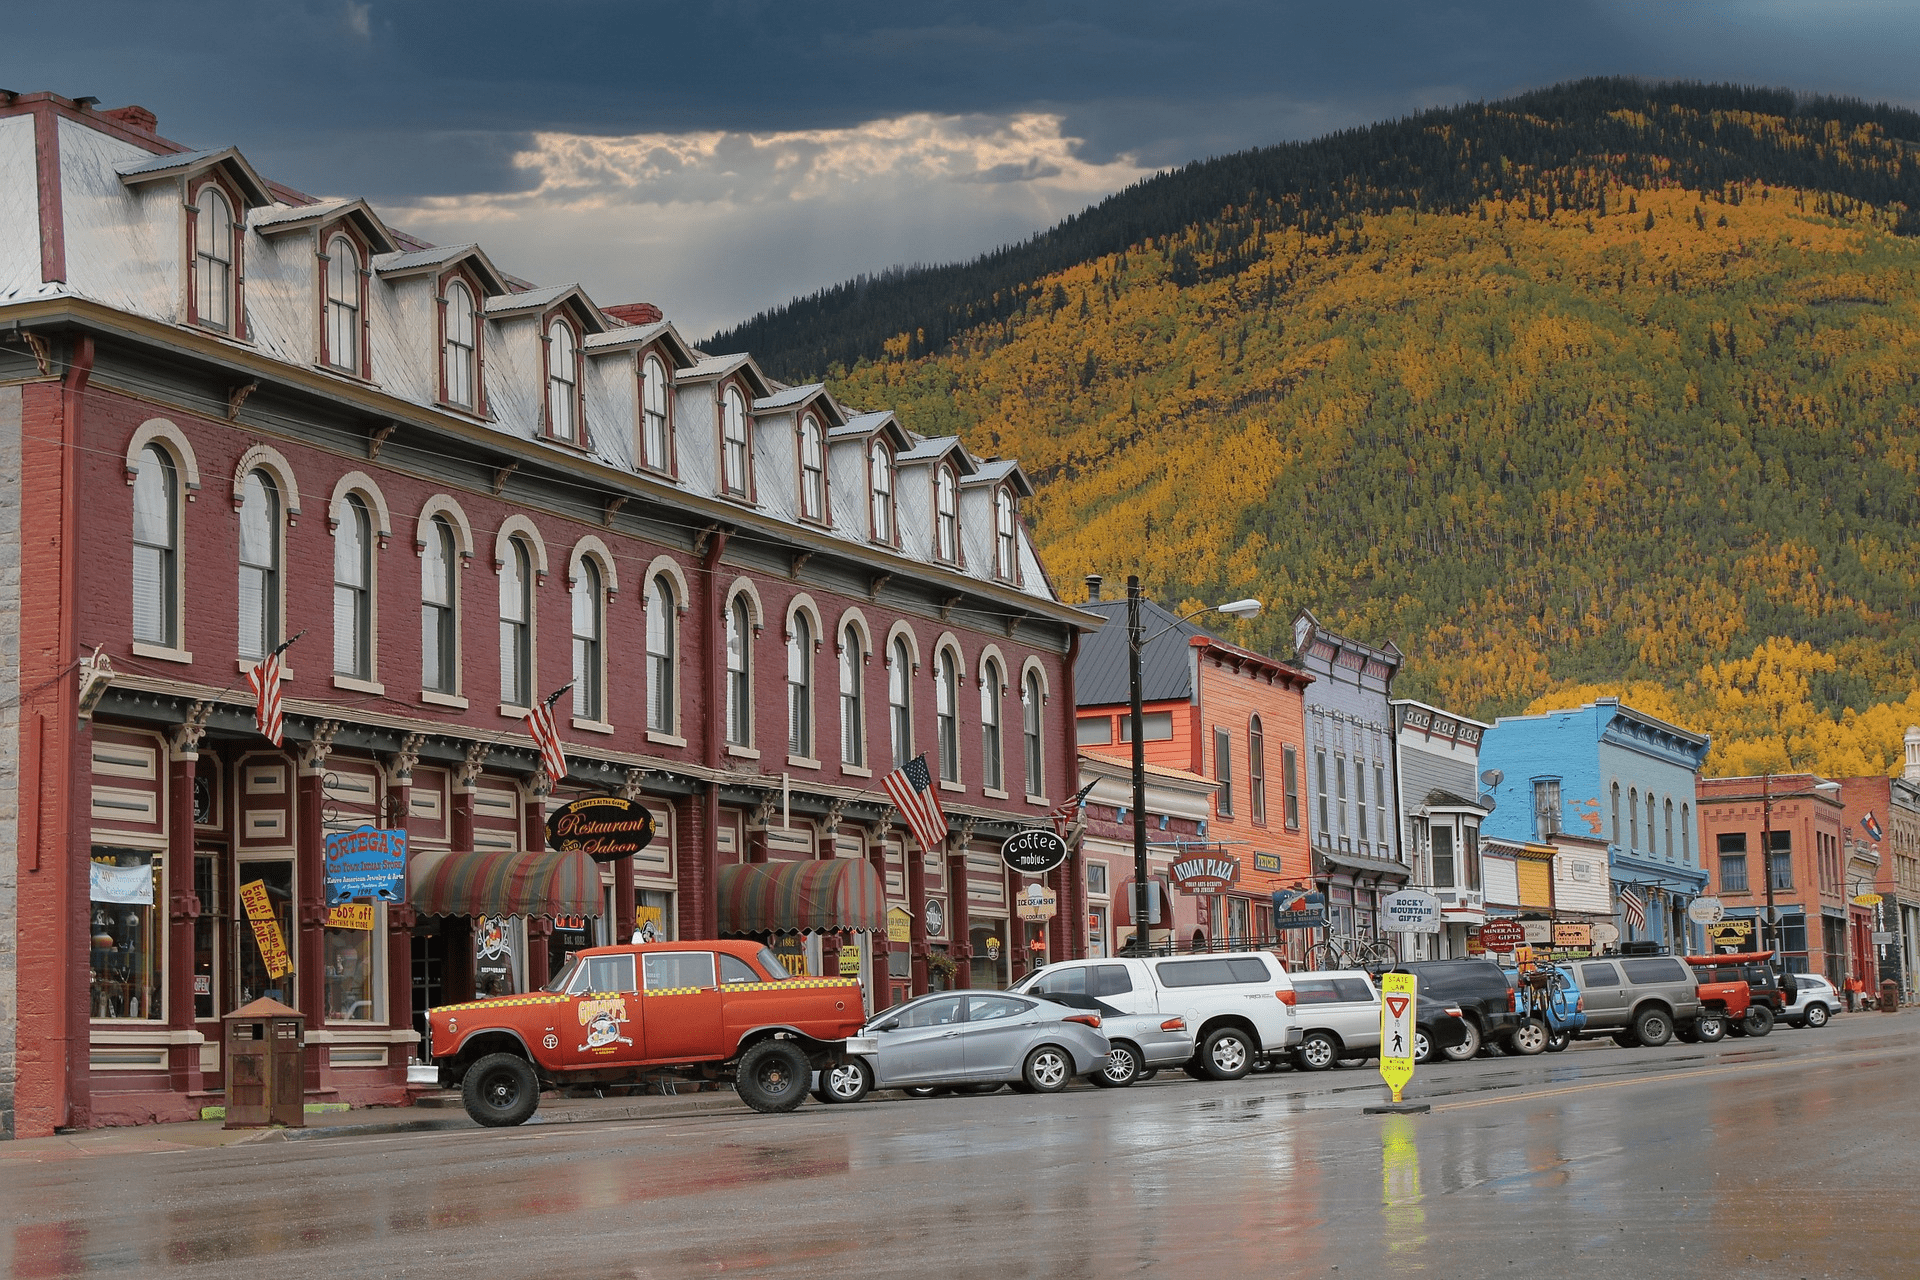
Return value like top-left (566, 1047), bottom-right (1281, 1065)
top-left (1761, 773), bottom-right (1776, 956)
top-left (1126, 576), bottom-right (1261, 953)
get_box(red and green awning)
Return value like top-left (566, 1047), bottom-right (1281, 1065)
top-left (409, 848), bottom-right (601, 919)
top-left (718, 859), bottom-right (886, 935)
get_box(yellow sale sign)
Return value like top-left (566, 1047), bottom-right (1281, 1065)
top-left (1378, 971), bottom-right (1417, 1103)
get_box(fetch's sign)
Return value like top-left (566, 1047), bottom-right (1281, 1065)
top-left (1170, 854), bottom-right (1241, 895)
top-left (546, 796), bottom-right (656, 862)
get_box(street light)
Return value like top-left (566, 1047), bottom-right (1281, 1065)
top-left (1126, 576), bottom-right (1261, 954)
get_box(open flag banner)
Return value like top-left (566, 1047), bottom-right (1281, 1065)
top-left (1619, 884), bottom-right (1648, 932)
top-left (882, 754), bottom-right (948, 852)
top-left (1863, 811), bottom-right (1885, 843)
top-left (246, 649), bottom-right (285, 747)
top-left (1050, 778), bottom-right (1099, 839)
top-left (527, 699), bottom-right (568, 782)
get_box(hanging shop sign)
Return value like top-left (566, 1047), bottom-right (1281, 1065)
top-left (1552, 922), bottom-right (1592, 948)
top-left (1709, 919), bottom-right (1755, 949)
top-left (1852, 893), bottom-right (1884, 908)
top-left (322, 826), bottom-right (407, 904)
top-left (546, 795), bottom-right (656, 863)
top-left (1380, 890), bottom-right (1442, 934)
top-left (1272, 888), bottom-right (1327, 930)
top-left (1521, 918), bottom-right (1553, 945)
top-left (887, 907), bottom-right (912, 944)
top-left (325, 902), bottom-right (376, 931)
top-left (1170, 854), bottom-right (1241, 896)
top-left (1478, 919), bottom-right (1526, 951)
top-left (1002, 828), bottom-right (1070, 877)
top-left (1254, 852), bottom-right (1282, 874)
top-left (1589, 922), bottom-right (1620, 947)
top-left (1016, 883), bottom-right (1059, 921)
top-left (925, 899), bottom-right (946, 939)
top-left (240, 879), bottom-right (293, 980)
top-left (1687, 897), bottom-right (1726, 925)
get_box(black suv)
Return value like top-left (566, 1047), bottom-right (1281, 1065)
top-left (1380, 959), bottom-right (1526, 1060)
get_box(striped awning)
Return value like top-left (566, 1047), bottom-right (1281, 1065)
top-left (408, 848), bottom-right (601, 919)
top-left (718, 859), bottom-right (886, 935)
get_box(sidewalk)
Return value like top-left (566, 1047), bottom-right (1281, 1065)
top-left (0, 1088), bottom-right (759, 1162)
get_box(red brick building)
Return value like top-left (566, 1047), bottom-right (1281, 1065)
top-left (0, 93), bottom-right (1093, 1137)
top-left (1070, 580), bottom-right (1312, 956)
top-left (1695, 775), bottom-right (1846, 979)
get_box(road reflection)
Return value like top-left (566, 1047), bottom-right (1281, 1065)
top-left (1380, 1115), bottom-right (1428, 1264)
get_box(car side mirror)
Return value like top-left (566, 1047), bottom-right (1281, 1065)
top-left (873, 1020), bottom-right (899, 1034)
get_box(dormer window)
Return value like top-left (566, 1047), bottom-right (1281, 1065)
top-left (721, 384), bottom-right (751, 496)
top-left (322, 232), bottom-right (365, 375)
top-left (641, 353), bottom-right (672, 472)
top-left (994, 486), bottom-right (1017, 579)
top-left (798, 413), bottom-right (826, 521)
top-left (545, 316), bottom-right (581, 443)
top-left (935, 464), bottom-right (960, 563)
top-left (869, 441), bottom-right (895, 544)
top-left (442, 278), bottom-right (480, 410)
top-left (190, 183), bottom-right (238, 333)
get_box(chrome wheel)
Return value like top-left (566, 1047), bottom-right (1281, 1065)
top-left (1097, 1043), bottom-right (1140, 1087)
top-left (823, 1060), bottom-right (870, 1103)
top-left (1298, 1032), bottom-right (1337, 1071)
top-left (1204, 1029), bottom-right (1252, 1080)
top-left (1024, 1046), bottom-right (1071, 1093)
top-left (1805, 1003), bottom-right (1830, 1028)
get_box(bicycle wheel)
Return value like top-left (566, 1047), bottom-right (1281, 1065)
top-left (1305, 942), bottom-right (1336, 971)
top-left (1364, 937), bottom-right (1398, 966)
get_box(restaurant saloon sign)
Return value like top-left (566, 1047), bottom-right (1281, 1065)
top-left (546, 796), bottom-right (656, 863)
top-left (1002, 828), bottom-right (1069, 876)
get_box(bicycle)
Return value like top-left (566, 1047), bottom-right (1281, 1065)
top-left (1305, 933), bottom-right (1398, 970)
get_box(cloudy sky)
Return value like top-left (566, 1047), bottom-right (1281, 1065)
top-left (9, 2), bottom-right (1920, 336)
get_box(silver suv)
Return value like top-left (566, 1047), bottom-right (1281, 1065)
top-left (1569, 954), bottom-right (1702, 1047)
top-left (1288, 971), bottom-right (1381, 1070)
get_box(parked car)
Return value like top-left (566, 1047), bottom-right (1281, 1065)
top-left (1782, 972), bottom-right (1839, 1029)
top-left (1504, 963), bottom-right (1587, 1051)
top-left (1679, 959), bottom-right (1748, 1042)
top-left (1686, 951), bottom-right (1796, 1036)
top-left (1411, 996), bottom-right (1474, 1063)
top-left (1289, 971), bottom-right (1381, 1070)
top-left (822, 990), bottom-right (1108, 1101)
top-left (429, 941), bottom-right (872, 1124)
top-left (1377, 959), bottom-right (1529, 1058)
top-left (1567, 954), bottom-right (1702, 1047)
top-left (1032, 991), bottom-right (1197, 1086)
top-left (1011, 952), bottom-right (1301, 1081)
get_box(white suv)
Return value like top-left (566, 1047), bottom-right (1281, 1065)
top-left (1783, 972), bottom-right (1839, 1028)
top-left (1011, 952), bottom-right (1300, 1080)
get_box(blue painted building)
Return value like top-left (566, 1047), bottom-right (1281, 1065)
top-left (1479, 698), bottom-right (1711, 953)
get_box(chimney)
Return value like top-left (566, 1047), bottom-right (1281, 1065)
top-left (103, 104), bottom-right (158, 134)
top-left (602, 302), bottom-right (663, 327)
top-left (1084, 574), bottom-right (1102, 601)
top-left (1905, 725), bottom-right (1920, 782)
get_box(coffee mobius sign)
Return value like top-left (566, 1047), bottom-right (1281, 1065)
top-left (1001, 828), bottom-right (1069, 876)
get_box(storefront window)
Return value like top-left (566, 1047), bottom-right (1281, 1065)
top-left (236, 860), bottom-right (296, 1007)
top-left (325, 904), bottom-right (379, 1022)
top-left (634, 889), bottom-right (673, 943)
top-left (1088, 906), bottom-right (1107, 958)
top-left (90, 848), bottom-right (163, 1020)
top-left (193, 851), bottom-right (227, 1019)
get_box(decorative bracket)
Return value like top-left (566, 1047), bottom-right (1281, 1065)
top-left (455, 741), bottom-right (491, 791)
top-left (603, 495), bottom-right (627, 529)
top-left (492, 462), bottom-right (518, 496)
top-left (167, 701), bottom-right (213, 760)
top-left (790, 550), bottom-right (813, 578)
top-left (20, 331), bottom-right (50, 376)
top-left (368, 422), bottom-right (398, 460)
top-left (868, 573), bottom-right (891, 601)
top-left (298, 720), bottom-right (342, 776)
top-left (227, 381), bottom-right (259, 422)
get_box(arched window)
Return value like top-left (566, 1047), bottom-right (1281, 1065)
top-left (1611, 783), bottom-right (1622, 846)
top-left (193, 185), bottom-right (235, 332)
top-left (870, 441), bottom-right (894, 543)
top-left (799, 414), bottom-right (826, 521)
top-left (421, 515), bottom-right (457, 694)
top-left (721, 385), bottom-right (750, 495)
top-left (839, 627), bottom-right (864, 767)
top-left (935, 465), bottom-right (959, 562)
top-left (787, 612), bottom-right (813, 757)
top-left (499, 536), bottom-right (532, 707)
top-left (443, 279), bottom-right (478, 409)
top-left (646, 575), bottom-right (676, 733)
top-left (936, 648), bottom-right (960, 782)
top-left (1681, 804), bottom-right (1692, 863)
top-left (332, 493), bottom-right (372, 678)
top-left (980, 658), bottom-right (1003, 792)
top-left (1022, 671), bottom-right (1045, 797)
top-left (131, 444), bottom-right (178, 647)
top-left (1648, 792), bottom-right (1659, 857)
top-left (1664, 798), bottom-right (1674, 861)
top-left (641, 353), bottom-right (670, 471)
top-left (726, 596), bottom-right (751, 746)
top-left (1628, 788), bottom-right (1639, 850)
top-left (888, 637), bottom-right (912, 767)
top-left (994, 487), bottom-right (1017, 579)
top-left (237, 470), bottom-right (281, 661)
top-left (1249, 715), bottom-right (1267, 824)
top-left (571, 559), bottom-right (603, 721)
top-left (546, 317), bottom-right (579, 442)
top-left (323, 233), bottom-right (361, 373)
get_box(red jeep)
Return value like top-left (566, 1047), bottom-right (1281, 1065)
top-left (428, 941), bottom-right (874, 1125)
top-left (1685, 950), bottom-right (1790, 1037)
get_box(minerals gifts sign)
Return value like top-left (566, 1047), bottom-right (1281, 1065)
top-left (1380, 890), bottom-right (1442, 934)
top-left (1170, 854), bottom-right (1241, 896)
top-left (323, 826), bottom-right (407, 904)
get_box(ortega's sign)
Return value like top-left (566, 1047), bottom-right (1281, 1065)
top-left (1170, 854), bottom-right (1241, 895)
top-left (546, 796), bottom-right (656, 862)
top-left (323, 826), bottom-right (407, 904)
top-left (1002, 828), bottom-right (1069, 876)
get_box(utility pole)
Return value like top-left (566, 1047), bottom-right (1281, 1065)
top-left (1129, 575), bottom-right (1149, 953)
top-left (1761, 772), bottom-right (1777, 956)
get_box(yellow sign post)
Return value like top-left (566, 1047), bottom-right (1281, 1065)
top-left (1377, 972), bottom-right (1417, 1104)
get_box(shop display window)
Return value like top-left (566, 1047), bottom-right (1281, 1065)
top-left (193, 850), bottom-right (227, 1019)
top-left (236, 859), bottom-right (296, 1008)
top-left (90, 847), bottom-right (163, 1020)
top-left (325, 904), bottom-right (380, 1022)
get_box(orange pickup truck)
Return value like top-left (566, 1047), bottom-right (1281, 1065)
top-left (428, 940), bottom-right (875, 1125)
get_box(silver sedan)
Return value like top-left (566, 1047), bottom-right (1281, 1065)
top-left (835, 991), bottom-right (1109, 1098)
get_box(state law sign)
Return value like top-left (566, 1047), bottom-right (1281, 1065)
top-left (1378, 971), bottom-right (1417, 1104)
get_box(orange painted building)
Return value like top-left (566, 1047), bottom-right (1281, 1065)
top-left (1071, 578), bottom-right (1312, 951)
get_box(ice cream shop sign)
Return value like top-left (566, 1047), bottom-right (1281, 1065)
top-left (1170, 853), bottom-right (1242, 896)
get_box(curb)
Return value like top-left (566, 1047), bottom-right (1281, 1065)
top-left (237, 1092), bottom-right (755, 1141)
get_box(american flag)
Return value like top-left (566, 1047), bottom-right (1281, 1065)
top-left (526, 697), bottom-right (568, 783)
top-left (1619, 884), bottom-right (1648, 932)
top-left (1050, 778), bottom-right (1099, 838)
top-left (883, 754), bottom-right (948, 852)
top-left (246, 649), bottom-right (285, 747)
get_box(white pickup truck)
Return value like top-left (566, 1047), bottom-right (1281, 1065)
top-left (1010, 952), bottom-right (1300, 1080)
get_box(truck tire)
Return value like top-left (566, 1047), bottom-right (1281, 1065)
top-left (1200, 1027), bottom-right (1255, 1081)
top-left (1296, 1031), bottom-right (1339, 1071)
top-left (819, 1058), bottom-right (872, 1104)
top-left (1442, 1020), bottom-right (1482, 1061)
top-left (1022, 1045), bottom-right (1073, 1093)
top-left (735, 1040), bottom-right (811, 1113)
top-left (1094, 1041), bottom-right (1142, 1087)
top-left (1742, 1005), bottom-right (1775, 1037)
top-left (1508, 1020), bottom-right (1548, 1056)
top-left (1695, 1013), bottom-right (1727, 1043)
top-left (461, 1052), bottom-right (540, 1128)
top-left (1633, 1007), bottom-right (1674, 1048)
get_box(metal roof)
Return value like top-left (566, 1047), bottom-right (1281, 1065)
top-left (251, 198), bottom-right (399, 254)
top-left (960, 457), bottom-right (1036, 498)
top-left (1073, 596), bottom-right (1212, 707)
top-left (371, 241), bottom-right (509, 294)
top-left (896, 435), bottom-right (978, 474)
top-left (114, 146), bottom-right (273, 207)
top-left (753, 383), bottom-right (825, 411)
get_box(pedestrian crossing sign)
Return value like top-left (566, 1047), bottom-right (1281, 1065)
top-left (1379, 972), bottom-right (1417, 1102)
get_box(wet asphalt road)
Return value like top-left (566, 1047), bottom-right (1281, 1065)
top-left (5, 1015), bottom-right (1919, 1279)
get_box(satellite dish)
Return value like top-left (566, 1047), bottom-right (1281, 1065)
top-left (1478, 793), bottom-right (1498, 813)
top-left (1480, 769), bottom-right (1504, 789)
